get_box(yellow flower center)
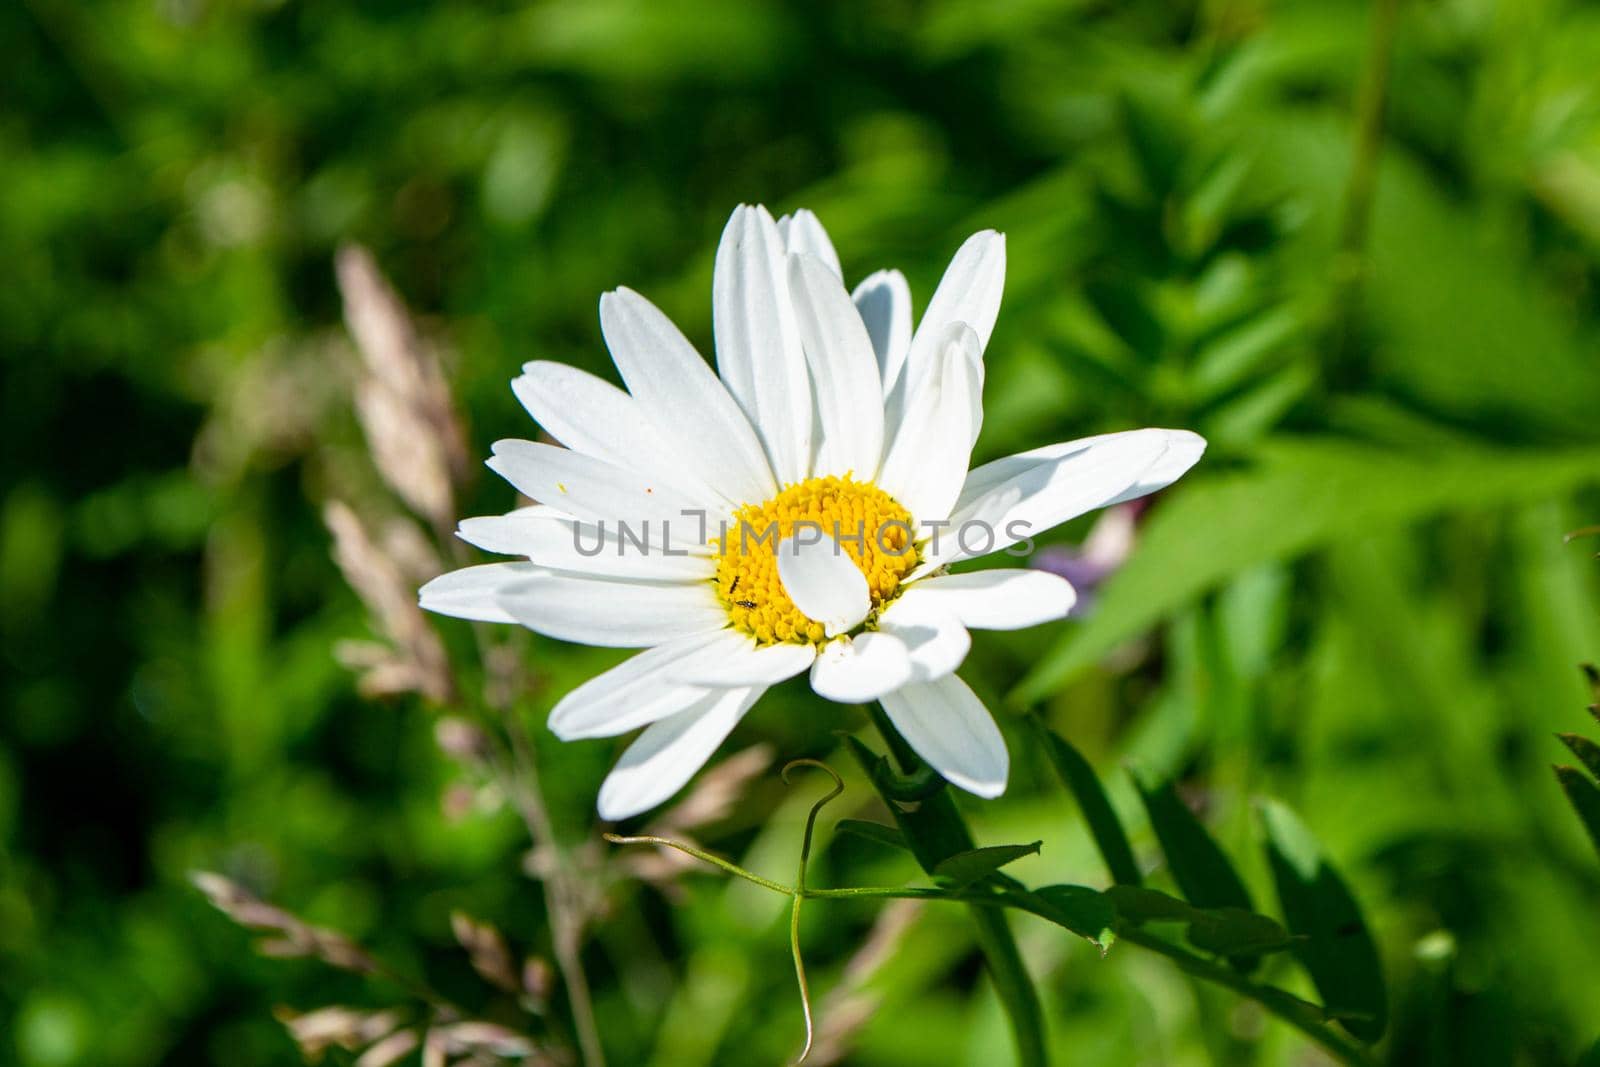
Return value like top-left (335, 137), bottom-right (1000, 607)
top-left (712, 475), bottom-right (919, 646)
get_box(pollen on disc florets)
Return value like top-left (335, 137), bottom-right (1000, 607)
top-left (712, 475), bottom-right (919, 646)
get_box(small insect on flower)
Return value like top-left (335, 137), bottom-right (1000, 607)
top-left (421, 204), bottom-right (1204, 820)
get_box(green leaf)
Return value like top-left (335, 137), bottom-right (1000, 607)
top-left (1134, 775), bottom-right (1259, 971)
top-left (1202, 363), bottom-right (1316, 450)
top-left (1555, 765), bottom-right (1600, 863)
top-left (1578, 1037), bottom-right (1600, 1067)
top-left (1013, 440), bottom-right (1600, 703)
top-left (1121, 89), bottom-right (1185, 199)
top-left (1190, 304), bottom-right (1305, 401)
top-left (833, 819), bottom-right (912, 853)
top-left (933, 843), bottom-right (1043, 889)
top-left (1104, 885), bottom-right (1195, 923)
top-left (1557, 734), bottom-right (1600, 782)
top-left (1261, 800), bottom-right (1387, 1042)
top-left (1360, 152), bottom-right (1600, 438)
top-left (1134, 777), bottom-right (1253, 911)
top-left (1031, 719), bottom-right (1142, 886)
top-left (1184, 907), bottom-right (1295, 957)
top-left (1103, 887), bottom-right (1290, 958)
top-left (1029, 885), bottom-right (1117, 955)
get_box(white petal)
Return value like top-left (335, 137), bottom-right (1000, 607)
top-left (496, 570), bottom-right (726, 648)
top-left (486, 440), bottom-right (712, 555)
top-left (892, 231), bottom-right (1005, 442)
top-left (1104, 429), bottom-right (1206, 506)
top-left (511, 362), bottom-right (723, 507)
top-left (778, 209), bottom-right (841, 277)
top-left (877, 322), bottom-right (982, 525)
top-left (809, 632), bottom-right (914, 703)
top-left (921, 428), bottom-right (1177, 571)
top-left (671, 629), bottom-right (817, 686)
top-left (549, 631), bottom-right (729, 740)
top-left (852, 269), bottom-right (913, 396)
top-left (899, 569), bottom-right (1077, 630)
top-left (419, 562), bottom-right (536, 623)
top-left (788, 252), bottom-right (885, 479)
top-left (909, 229), bottom-right (1006, 364)
top-left (459, 506), bottom-right (716, 581)
top-left (955, 428), bottom-right (1193, 513)
top-left (598, 287), bottom-right (777, 505)
top-left (712, 205), bottom-right (813, 484)
top-left (876, 595), bottom-right (971, 683)
top-left (775, 533), bottom-right (871, 638)
top-left (878, 673), bottom-right (1008, 798)
top-left (596, 686), bottom-right (763, 820)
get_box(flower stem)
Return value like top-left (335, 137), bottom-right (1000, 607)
top-left (970, 906), bottom-right (1050, 1067)
top-left (858, 707), bottom-right (1050, 1067)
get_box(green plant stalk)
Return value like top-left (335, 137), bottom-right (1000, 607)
top-left (969, 905), bottom-right (1050, 1067)
top-left (859, 707), bottom-right (1050, 1067)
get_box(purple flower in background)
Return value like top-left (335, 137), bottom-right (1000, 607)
top-left (1030, 499), bottom-right (1150, 614)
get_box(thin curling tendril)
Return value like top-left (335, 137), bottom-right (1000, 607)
top-left (777, 755), bottom-right (844, 1062)
top-left (603, 759), bottom-right (849, 1064)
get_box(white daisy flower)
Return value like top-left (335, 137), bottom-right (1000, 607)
top-left (421, 204), bottom-right (1204, 820)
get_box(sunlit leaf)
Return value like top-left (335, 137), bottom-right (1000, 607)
top-left (1260, 800), bottom-right (1388, 1042)
top-left (1015, 440), bottom-right (1600, 702)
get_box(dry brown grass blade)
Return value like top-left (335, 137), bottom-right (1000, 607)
top-left (335, 243), bottom-right (470, 530)
top-left (451, 911), bottom-right (520, 994)
top-left (324, 500), bottom-right (454, 703)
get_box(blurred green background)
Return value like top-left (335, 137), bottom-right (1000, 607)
top-left (5, 0), bottom-right (1600, 1064)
